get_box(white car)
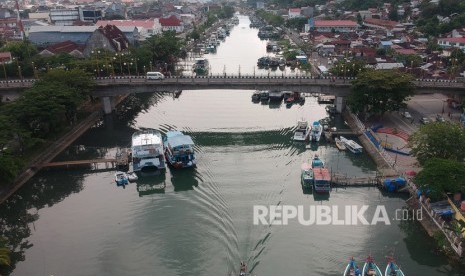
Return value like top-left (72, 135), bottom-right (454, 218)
top-left (401, 111), bottom-right (412, 119)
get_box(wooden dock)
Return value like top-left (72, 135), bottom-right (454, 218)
top-left (44, 159), bottom-right (118, 168)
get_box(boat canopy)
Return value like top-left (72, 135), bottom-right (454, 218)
top-left (313, 167), bottom-right (331, 181)
top-left (132, 131), bottom-right (162, 147)
top-left (167, 134), bottom-right (195, 148)
top-left (313, 121), bottom-right (321, 126)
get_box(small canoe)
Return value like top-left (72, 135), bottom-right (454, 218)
top-left (239, 261), bottom-right (247, 276)
top-left (363, 255), bottom-right (383, 276)
top-left (127, 172), bottom-right (138, 182)
top-left (385, 259), bottom-right (405, 276)
top-left (335, 137), bottom-right (346, 151)
top-left (115, 171), bottom-right (129, 185)
top-left (343, 257), bottom-right (359, 276)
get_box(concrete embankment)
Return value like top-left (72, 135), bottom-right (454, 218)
top-left (0, 95), bottom-right (127, 204)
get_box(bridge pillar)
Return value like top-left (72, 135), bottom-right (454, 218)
top-left (335, 96), bottom-right (345, 113)
top-left (102, 96), bottom-right (114, 114)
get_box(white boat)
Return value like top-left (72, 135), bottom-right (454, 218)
top-left (131, 130), bottom-right (166, 172)
top-left (301, 162), bottom-right (313, 189)
top-left (115, 171), bottom-right (129, 185)
top-left (310, 121), bottom-right (323, 142)
top-left (334, 137), bottom-right (346, 151)
top-left (293, 120), bottom-right (310, 141)
top-left (362, 256), bottom-right (383, 276)
top-left (127, 172), bottom-right (138, 182)
top-left (340, 136), bottom-right (363, 154)
top-left (385, 259), bottom-right (405, 276)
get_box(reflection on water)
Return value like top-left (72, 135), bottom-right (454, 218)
top-left (1, 14), bottom-right (464, 276)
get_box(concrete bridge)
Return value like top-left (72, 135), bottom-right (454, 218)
top-left (1, 76), bottom-right (464, 113)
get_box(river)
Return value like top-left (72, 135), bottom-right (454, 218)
top-left (0, 15), bottom-right (462, 276)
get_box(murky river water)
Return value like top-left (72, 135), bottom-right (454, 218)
top-left (0, 15), bottom-right (462, 276)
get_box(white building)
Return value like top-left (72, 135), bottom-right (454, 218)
top-left (437, 37), bottom-right (465, 51)
top-left (288, 8), bottom-right (301, 18)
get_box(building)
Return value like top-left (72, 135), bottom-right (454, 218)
top-left (313, 20), bottom-right (358, 33)
top-left (159, 15), bottom-right (183, 33)
top-left (49, 7), bottom-right (103, 26)
top-left (96, 18), bottom-right (162, 38)
top-left (437, 37), bottom-right (465, 51)
top-left (84, 25), bottom-right (130, 56)
top-left (288, 8), bottom-right (301, 18)
top-left (28, 25), bottom-right (139, 46)
top-left (39, 40), bottom-right (85, 58)
top-left (363, 18), bottom-right (398, 30)
top-left (0, 52), bottom-right (12, 63)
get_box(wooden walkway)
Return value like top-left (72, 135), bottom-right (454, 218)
top-left (331, 174), bottom-right (381, 187)
top-left (45, 159), bottom-right (117, 168)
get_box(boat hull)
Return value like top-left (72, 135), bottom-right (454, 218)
top-left (363, 262), bottom-right (383, 276)
top-left (385, 261), bottom-right (405, 276)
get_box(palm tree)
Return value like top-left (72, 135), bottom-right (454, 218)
top-left (0, 237), bottom-right (10, 267)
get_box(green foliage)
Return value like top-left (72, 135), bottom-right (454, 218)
top-left (0, 40), bottom-right (37, 61)
top-left (256, 10), bottom-right (284, 27)
top-left (37, 69), bottom-right (95, 98)
top-left (388, 8), bottom-right (399, 21)
top-left (416, 0), bottom-right (465, 36)
top-left (216, 5), bottom-right (235, 19)
top-left (286, 18), bottom-right (308, 31)
top-left (413, 158), bottom-right (465, 201)
top-left (347, 69), bottom-right (415, 115)
top-left (0, 154), bottom-right (22, 185)
top-left (284, 50), bottom-right (299, 60)
top-left (0, 237), bottom-right (10, 267)
top-left (395, 54), bottom-right (423, 67)
top-left (299, 63), bottom-right (312, 71)
top-left (329, 60), bottom-right (367, 77)
top-left (409, 122), bottom-right (465, 165)
top-left (141, 31), bottom-right (185, 65)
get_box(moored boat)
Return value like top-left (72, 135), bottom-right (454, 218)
top-left (343, 257), bottom-right (359, 276)
top-left (293, 120), bottom-right (310, 141)
top-left (163, 131), bottom-right (196, 169)
top-left (311, 154), bottom-right (324, 168)
top-left (301, 162), bottom-right (314, 189)
top-left (313, 167), bottom-right (331, 193)
top-left (385, 258), bottom-right (405, 276)
top-left (193, 58), bottom-right (209, 75)
top-left (239, 261), bottom-right (247, 276)
top-left (269, 90), bottom-right (284, 102)
top-left (132, 130), bottom-right (166, 172)
top-left (340, 136), bottom-right (363, 154)
top-left (335, 137), bottom-right (347, 151)
top-left (251, 91), bottom-right (261, 102)
top-left (260, 91), bottom-right (269, 102)
top-left (115, 171), bottom-right (129, 185)
top-left (127, 171), bottom-right (138, 182)
top-left (363, 255), bottom-right (383, 276)
top-left (310, 121), bottom-right (323, 142)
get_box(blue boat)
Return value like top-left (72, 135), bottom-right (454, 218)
top-left (310, 121), bottom-right (323, 142)
top-left (363, 255), bottom-right (383, 276)
top-left (311, 154), bottom-right (325, 168)
top-left (115, 171), bottom-right (129, 186)
top-left (343, 257), bottom-right (360, 276)
top-left (385, 258), bottom-right (405, 276)
top-left (163, 131), bottom-right (196, 169)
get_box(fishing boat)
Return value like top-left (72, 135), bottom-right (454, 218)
top-left (363, 255), bottom-right (383, 276)
top-left (163, 131), bottom-right (196, 169)
top-left (131, 130), bottom-right (166, 172)
top-left (269, 90), bottom-right (284, 102)
top-left (311, 154), bottom-right (324, 168)
top-left (260, 91), bottom-right (269, 102)
top-left (340, 136), bottom-right (363, 154)
top-left (313, 167), bottom-right (331, 193)
top-left (293, 120), bottom-right (310, 141)
top-left (115, 171), bottom-right (129, 185)
top-left (251, 91), bottom-right (261, 102)
top-left (385, 258), bottom-right (405, 276)
top-left (343, 257), bottom-right (359, 276)
top-left (193, 58), bottom-right (209, 75)
top-left (239, 261), bottom-right (247, 276)
top-left (335, 137), bottom-right (346, 151)
top-left (301, 162), bottom-right (314, 189)
top-left (127, 171), bottom-right (138, 182)
top-left (310, 121), bottom-right (323, 142)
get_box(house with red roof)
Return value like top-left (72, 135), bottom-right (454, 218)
top-left (313, 20), bottom-right (358, 33)
top-left (96, 19), bottom-right (162, 38)
top-left (84, 25), bottom-right (130, 56)
top-left (0, 52), bottom-right (12, 64)
top-left (288, 8), bottom-right (301, 18)
top-left (437, 37), bottom-right (465, 51)
top-left (39, 40), bottom-right (85, 58)
top-left (363, 18), bottom-right (398, 31)
top-left (159, 15), bottom-right (183, 33)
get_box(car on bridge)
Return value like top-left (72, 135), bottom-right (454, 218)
top-left (420, 117), bottom-right (431, 124)
top-left (436, 114), bottom-right (446, 122)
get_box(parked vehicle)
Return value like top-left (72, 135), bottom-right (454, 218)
top-left (436, 114), bottom-right (445, 122)
top-left (401, 111), bottom-right (412, 119)
top-left (420, 117), bottom-right (430, 124)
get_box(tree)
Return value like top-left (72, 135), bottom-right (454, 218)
top-left (388, 8), bottom-right (399, 21)
top-left (0, 40), bottom-right (37, 61)
top-left (414, 158), bottom-right (465, 201)
top-left (0, 237), bottom-right (10, 267)
top-left (0, 154), bottom-right (22, 185)
top-left (37, 69), bottom-right (95, 99)
top-left (347, 69), bottom-right (415, 115)
top-left (409, 121), bottom-right (465, 165)
top-left (141, 31), bottom-right (184, 70)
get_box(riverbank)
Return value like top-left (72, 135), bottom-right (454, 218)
top-left (0, 95), bottom-right (128, 205)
